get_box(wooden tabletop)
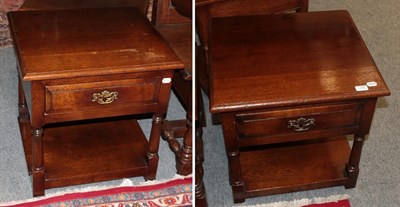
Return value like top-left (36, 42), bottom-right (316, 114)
top-left (156, 23), bottom-right (192, 79)
top-left (210, 10), bottom-right (390, 113)
top-left (8, 7), bottom-right (184, 81)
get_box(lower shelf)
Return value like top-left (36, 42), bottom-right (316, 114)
top-left (19, 116), bottom-right (149, 189)
top-left (239, 136), bottom-right (350, 198)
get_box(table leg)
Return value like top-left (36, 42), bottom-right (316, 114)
top-left (145, 114), bottom-right (163, 180)
top-left (161, 118), bottom-right (192, 175)
top-left (161, 121), bottom-right (183, 156)
top-left (195, 126), bottom-right (207, 206)
top-left (176, 113), bottom-right (192, 175)
top-left (346, 98), bottom-right (377, 188)
top-left (31, 128), bottom-right (45, 196)
top-left (18, 77), bottom-right (31, 167)
top-left (18, 76), bottom-right (29, 122)
top-left (345, 133), bottom-right (365, 188)
top-left (221, 114), bottom-right (245, 203)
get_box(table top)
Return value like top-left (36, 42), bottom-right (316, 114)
top-left (156, 23), bottom-right (192, 79)
top-left (8, 7), bottom-right (184, 81)
top-left (210, 10), bottom-right (390, 113)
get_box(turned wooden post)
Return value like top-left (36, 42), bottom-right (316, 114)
top-left (195, 126), bottom-right (207, 207)
top-left (176, 114), bottom-right (193, 175)
top-left (345, 133), bottom-right (365, 188)
top-left (31, 128), bottom-right (44, 196)
top-left (30, 81), bottom-right (46, 196)
top-left (18, 73), bottom-right (29, 121)
top-left (221, 114), bottom-right (245, 203)
top-left (346, 98), bottom-right (377, 188)
top-left (145, 114), bottom-right (163, 180)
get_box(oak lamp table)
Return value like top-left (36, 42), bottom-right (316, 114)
top-left (209, 11), bottom-right (390, 203)
top-left (8, 7), bottom-right (183, 196)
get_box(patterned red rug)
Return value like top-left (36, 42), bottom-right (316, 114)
top-left (0, 176), bottom-right (192, 207)
top-left (1, 0), bottom-right (24, 48)
top-left (303, 199), bottom-right (351, 207)
top-left (1, 13), bottom-right (12, 48)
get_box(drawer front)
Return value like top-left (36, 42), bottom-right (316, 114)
top-left (236, 102), bottom-right (362, 142)
top-left (45, 77), bottom-right (160, 114)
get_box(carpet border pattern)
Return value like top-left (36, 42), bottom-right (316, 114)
top-left (0, 13), bottom-right (12, 49)
top-left (0, 176), bottom-right (192, 207)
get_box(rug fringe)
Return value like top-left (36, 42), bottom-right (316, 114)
top-left (48, 174), bottom-right (191, 196)
top-left (240, 194), bottom-right (350, 207)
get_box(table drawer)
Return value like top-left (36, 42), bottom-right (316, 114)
top-left (45, 77), bottom-right (161, 115)
top-left (235, 102), bottom-right (363, 146)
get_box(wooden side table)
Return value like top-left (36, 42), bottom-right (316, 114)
top-left (209, 11), bottom-right (390, 203)
top-left (153, 0), bottom-right (193, 176)
top-left (8, 7), bottom-right (183, 196)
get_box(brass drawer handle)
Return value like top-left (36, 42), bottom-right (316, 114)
top-left (92, 90), bottom-right (118, 105)
top-left (288, 117), bottom-right (316, 132)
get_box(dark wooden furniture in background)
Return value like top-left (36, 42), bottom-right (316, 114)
top-left (195, 0), bottom-right (309, 95)
top-left (194, 44), bottom-right (207, 207)
top-left (9, 7), bottom-right (183, 196)
top-left (209, 11), bottom-right (390, 203)
top-left (152, 1), bottom-right (208, 205)
top-left (153, 0), bottom-right (193, 175)
top-left (20, 0), bottom-right (149, 15)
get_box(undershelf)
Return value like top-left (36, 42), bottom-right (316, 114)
top-left (239, 136), bottom-right (350, 198)
top-left (19, 116), bottom-right (149, 189)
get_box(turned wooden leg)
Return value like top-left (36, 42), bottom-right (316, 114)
top-left (221, 114), bottom-right (245, 203)
top-left (195, 126), bottom-right (207, 207)
top-left (230, 152), bottom-right (245, 204)
top-left (345, 133), bottom-right (365, 188)
top-left (18, 76), bottom-right (33, 176)
top-left (145, 114), bottom-right (163, 180)
top-left (160, 118), bottom-right (192, 175)
top-left (176, 113), bottom-right (192, 175)
top-left (161, 120), bottom-right (185, 156)
top-left (31, 128), bottom-right (45, 196)
top-left (18, 77), bottom-right (29, 122)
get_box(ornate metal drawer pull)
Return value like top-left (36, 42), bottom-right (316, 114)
top-left (287, 117), bottom-right (316, 132)
top-left (92, 90), bottom-right (118, 105)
